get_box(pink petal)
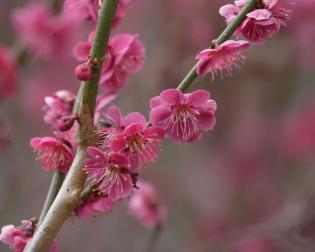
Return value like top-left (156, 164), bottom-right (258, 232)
top-left (160, 89), bottom-right (184, 106)
top-left (124, 123), bottom-right (145, 137)
top-left (144, 126), bottom-right (165, 140)
top-left (187, 90), bottom-right (210, 107)
top-left (196, 112), bottom-right (216, 131)
top-left (72, 42), bottom-right (91, 61)
top-left (150, 96), bottom-right (162, 109)
top-left (123, 112), bottom-right (147, 128)
top-left (149, 106), bottom-right (172, 126)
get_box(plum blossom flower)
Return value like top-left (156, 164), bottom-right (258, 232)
top-left (97, 105), bottom-right (148, 149)
top-left (150, 89), bottom-right (217, 143)
top-left (100, 33), bottom-right (145, 92)
top-left (220, 0), bottom-right (291, 43)
top-left (0, 219), bottom-right (58, 252)
top-left (84, 146), bottom-right (133, 200)
top-left (63, 0), bottom-right (131, 27)
top-left (103, 108), bottom-right (164, 170)
top-left (76, 196), bottom-right (116, 218)
top-left (196, 40), bottom-right (250, 77)
top-left (129, 181), bottom-right (167, 228)
top-left (43, 90), bottom-right (76, 128)
top-left (0, 45), bottom-right (18, 100)
top-left (30, 137), bottom-right (74, 173)
top-left (73, 32), bottom-right (145, 93)
top-left (12, 2), bottom-right (80, 59)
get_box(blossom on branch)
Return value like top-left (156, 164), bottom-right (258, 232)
top-left (150, 89), bottom-right (217, 143)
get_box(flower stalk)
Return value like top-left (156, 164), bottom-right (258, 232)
top-left (176, 0), bottom-right (256, 92)
top-left (24, 1), bottom-right (119, 251)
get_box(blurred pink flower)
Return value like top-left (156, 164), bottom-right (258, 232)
top-left (232, 238), bottom-right (276, 252)
top-left (279, 101), bottom-right (315, 158)
top-left (12, 2), bottom-right (80, 59)
top-left (30, 137), bottom-right (74, 173)
top-left (196, 40), bottom-right (249, 77)
top-left (64, 0), bottom-right (131, 27)
top-left (129, 181), bottom-right (166, 228)
top-left (77, 196), bottom-right (116, 218)
top-left (73, 33), bottom-right (145, 93)
top-left (150, 89), bottom-right (217, 143)
top-left (43, 90), bottom-right (76, 128)
top-left (84, 146), bottom-right (133, 200)
top-left (0, 219), bottom-right (58, 252)
top-left (108, 111), bottom-right (164, 171)
top-left (0, 45), bottom-right (17, 99)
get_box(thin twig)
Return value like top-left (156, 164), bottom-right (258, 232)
top-left (144, 224), bottom-right (163, 252)
top-left (177, 0), bottom-right (256, 92)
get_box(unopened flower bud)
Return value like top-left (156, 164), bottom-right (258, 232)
top-left (75, 63), bottom-right (92, 81)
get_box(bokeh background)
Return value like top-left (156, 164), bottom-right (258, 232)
top-left (1, 0), bottom-right (315, 251)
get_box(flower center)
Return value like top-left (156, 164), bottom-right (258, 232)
top-left (165, 105), bottom-right (199, 140)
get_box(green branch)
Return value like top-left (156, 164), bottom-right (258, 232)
top-left (177, 0), bottom-right (256, 92)
top-left (24, 1), bottom-right (119, 251)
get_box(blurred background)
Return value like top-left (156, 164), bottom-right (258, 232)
top-left (1, 0), bottom-right (315, 251)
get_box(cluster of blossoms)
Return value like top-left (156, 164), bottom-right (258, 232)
top-left (76, 88), bottom-right (217, 216)
top-left (64, 0), bottom-right (131, 27)
top-left (73, 31), bottom-right (145, 93)
top-left (11, 2), bottom-right (81, 59)
top-left (0, 0), bottom-right (293, 250)
top-left (0, 219), bottom-right (58, 252)
top-left (196, 0), bottom-right (290, 78)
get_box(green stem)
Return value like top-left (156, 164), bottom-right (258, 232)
top-left (177, 0), bottom-right (257, 92)
top-left (35, 82), bottom-right (83, 231)
top-left (24, 1), bottom-right (119, 251)
top-left (144, 224), bottom-right (163, 252)
top-left (37, 172), bottom-right (65, 227)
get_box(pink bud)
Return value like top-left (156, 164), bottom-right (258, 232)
top-left (75, 63), bottom-right (92, 81)
top-left (57, 114), bottom-right (79, 132)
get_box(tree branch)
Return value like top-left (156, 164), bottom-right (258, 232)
top-left (24, 1), bottom-right (119, 251)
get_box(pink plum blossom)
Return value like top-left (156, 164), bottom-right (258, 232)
top-left (63, 0), bottom-right (131, 27)
top-left (0, 45), bottom-right (18, 99)
top-left (150, 89), bottom-right (217, 143)
top-left (84, 146), bottom-right (133, 200)
top-left (0, 219), bottom-right (58, 252)
top-left (100, 33), bottom-right (145, 92)
top-left (12, 2), bottom-right (80, 59)
top-left (73, 32), bottom-right (145, 93)
top-left (103, 107), bottom-right (164, 170)
top-left (97, 105), bottom-right (148, 149)
top-left (129, 181), bottom-right (166, 228)
top-left (30, 137), bottom-right (74, 173)
top-left (76, 196), bottom-right (116, 218)
top-left (196, 40), bottom-right (250, 77)
top-left (220, 0), bottom-right (290, 43)
top-left (43, 90), bottom-right (76, 128)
